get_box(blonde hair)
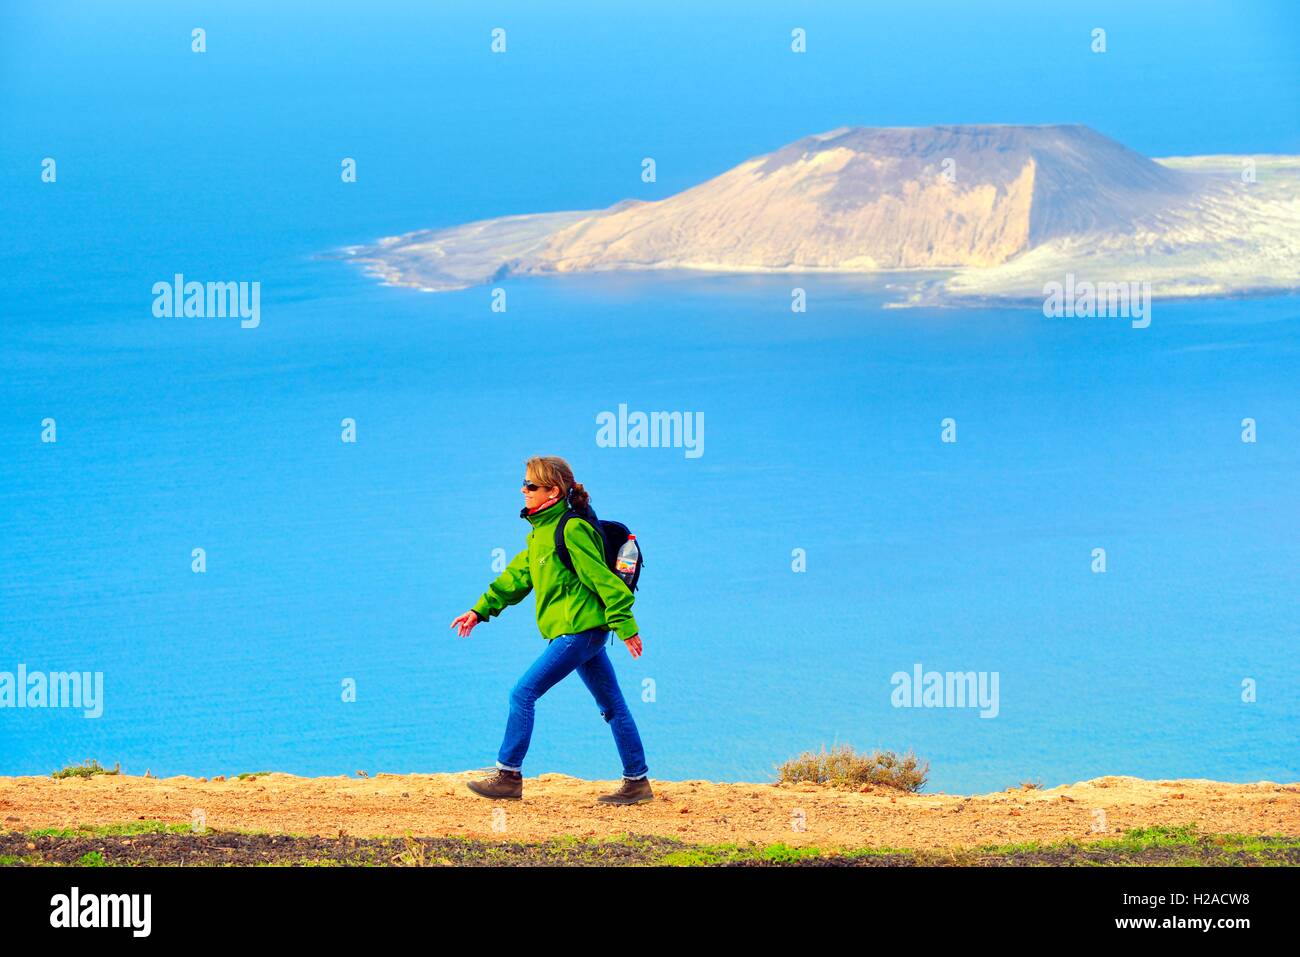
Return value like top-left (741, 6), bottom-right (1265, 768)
top-left (525, 455), bottom-right (590, 510)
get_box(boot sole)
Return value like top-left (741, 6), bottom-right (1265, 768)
top-left (596, 795), bottom-right (655, 805)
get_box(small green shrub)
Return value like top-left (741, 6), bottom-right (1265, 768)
top-left (52, 760), bottom-right (121, 779)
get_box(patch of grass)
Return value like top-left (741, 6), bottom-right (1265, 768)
top-left (235, 771), bottom-right (271, 780)
top-left (292, 859), bottom-right (360, 867)
top-left (840, 844), bottom-right (918, 859)
top-left (207, 825), bottom-right (315, 838)
top-left (595, 832), bottom-right (675, 856)
top-left (659, 843), bottom-right (746, 866)
top-left (1068, 823), bottom-right (1300, 857)
top-left (1104, 823), bottom-right (1202, 850)
top-left (662, 825), bottom-right (1300, 868)
top-left (27, 821), bottom-right (192, 838)
top-left (392, 834), bottom-right (428, 867)
top-left (659, 838), bottom-right (916, 867)
top-left (759, 842), bottom-right (826, 864)
top-left (1210, 831), bottom-right (1300, 854)
top-left (544, 834), bottom-right (583, 850)
top-left (776, 743), bottom-right (928, 792)
top-left (51, 759), bottom-right (121, 779)
top-left (972, 836), bottom-right (1059, 855)
top-left (9, 821), bottom-right (1297, 868)
top-left (942, 824), bottom-right (1300, 865)
top-left (659, 840), bottom-right (818, 866)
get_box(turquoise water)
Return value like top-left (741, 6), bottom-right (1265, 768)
top-left (2, 1), bottom-right (1297, 792)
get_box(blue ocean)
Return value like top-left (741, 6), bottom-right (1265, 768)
top-left (2, 0), bottom-right (1297, 793)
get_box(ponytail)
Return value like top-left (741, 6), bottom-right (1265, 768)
top-left (568, 481), bottom-right (591, 511)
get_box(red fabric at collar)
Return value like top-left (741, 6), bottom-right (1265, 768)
top-left (527, 494), bottom-right (561, 515)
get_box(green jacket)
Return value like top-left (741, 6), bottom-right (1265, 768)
top-left (471, 498), bottom-right (640, 641)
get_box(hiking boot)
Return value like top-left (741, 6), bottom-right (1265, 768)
top-left (597, 776), bottom-right (654, 805)
top-left (466, 768), bottom-right (523, 800)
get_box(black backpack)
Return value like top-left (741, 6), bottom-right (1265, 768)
top-left (553, 492), bottom-right (643, 594)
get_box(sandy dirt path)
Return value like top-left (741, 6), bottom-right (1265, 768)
top-left (2, 772), bottom-right (1297, 850)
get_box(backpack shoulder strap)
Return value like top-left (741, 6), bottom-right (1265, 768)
top-left (554, 507), bottom-right (602, 578)
top-left (554, 510), bottom-right (579, 576)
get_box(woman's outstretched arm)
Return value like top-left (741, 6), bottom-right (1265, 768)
top-left (452, 547), bottom-right (532, 636)
top-left (471, 547), bottom-right (533, 623)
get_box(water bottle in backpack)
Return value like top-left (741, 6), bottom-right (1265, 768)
top-left (555, 503), bottom-right (644, 593)
top-left (615, 535), bottom-right (641, 588)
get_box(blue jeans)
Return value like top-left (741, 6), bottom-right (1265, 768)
top-left (495, 626), bottom-right (649, 779)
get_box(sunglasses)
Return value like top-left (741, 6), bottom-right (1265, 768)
top-left (522, 480), bottom-right (550, 492)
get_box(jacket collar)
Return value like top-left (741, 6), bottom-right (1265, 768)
top-left (520, 495), bottom-right (566, 527)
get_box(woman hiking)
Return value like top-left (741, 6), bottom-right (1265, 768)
top-left (449, 455), bottom-right (653, 805)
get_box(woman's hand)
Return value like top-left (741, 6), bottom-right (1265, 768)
top-left (450, 611), bottom-right (480, 637)
top-left (624, 634), bottom-right (643, 658)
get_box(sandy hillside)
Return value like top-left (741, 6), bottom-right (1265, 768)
top-left (341, 125), bottom-right (1300, 302)
top-left (3, 772), bottom-right (1298, 849)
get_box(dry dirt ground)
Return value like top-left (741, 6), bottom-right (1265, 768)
top-left (3, 771), bottom-right (1298, 851)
